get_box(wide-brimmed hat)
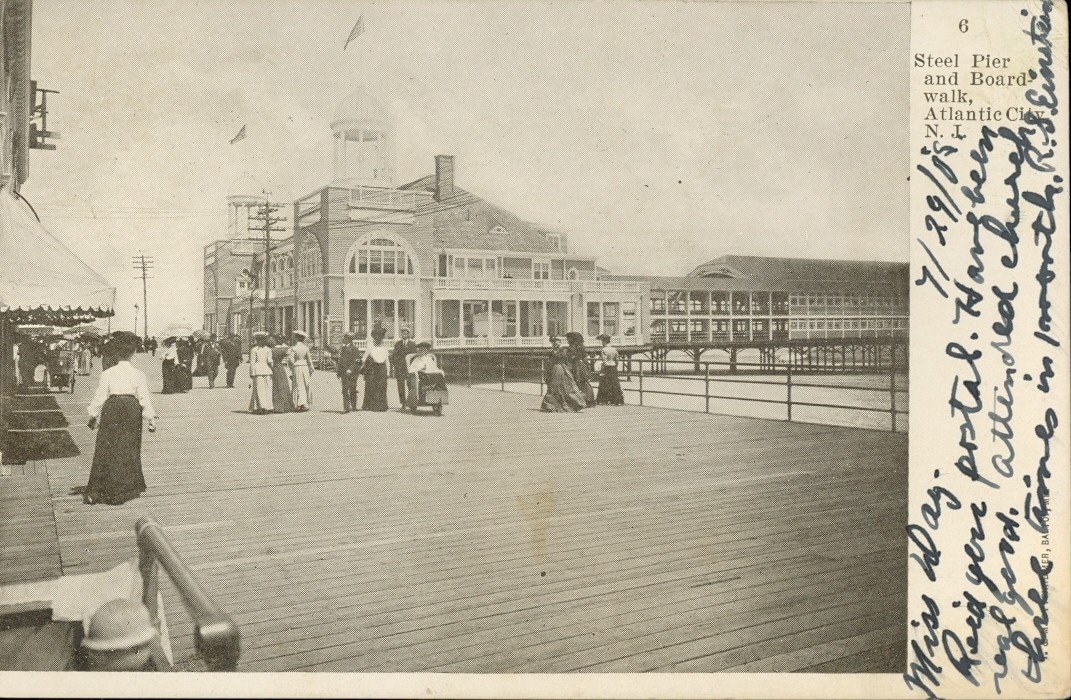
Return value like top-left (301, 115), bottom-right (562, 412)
top-left (565, 331), bottom-right (584, 344)
top-left (416, 341), bottom-right (432, 350)
top-left (342, 332), bottom-right (355, 341)
top-left (252, 331), bottom-right (270, 339)
top-left (370, 327), bottom-right (387, 340)
top-left (292, 330), bottom-right (308, 340)
top-left (107, 331), bottom-right (140, 356)
top-left (597, 333), bottom-right (612, 343)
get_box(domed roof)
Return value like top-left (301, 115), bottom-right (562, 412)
top-left (332, 85), bottom-right (390, 130)
top-left (227, 173), bottom-right (264, 203)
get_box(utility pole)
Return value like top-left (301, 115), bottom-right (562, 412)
top-left (132, 253), bottom-right (154, 342)
top-left (247, 193), bottom-right (287, 335)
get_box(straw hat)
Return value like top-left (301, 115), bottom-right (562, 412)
top-left (292, 330), bottom-right (308, 340)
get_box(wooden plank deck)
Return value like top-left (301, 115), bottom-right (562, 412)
top-left (4, 355), bottom-right (907, 673)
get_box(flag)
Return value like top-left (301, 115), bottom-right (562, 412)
top-left (229, 125), bottom-right (246, 145)
top-left (344, 15), bottom-right (364, 50)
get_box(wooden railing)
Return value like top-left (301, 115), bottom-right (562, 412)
top-left (136, 516), bottom-right (240, 671)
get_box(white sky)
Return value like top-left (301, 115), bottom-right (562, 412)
top-left (25, 0), bottom-right (909, 335)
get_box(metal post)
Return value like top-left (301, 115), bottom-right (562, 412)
top-left (139, 545), bottom-right (160, 625)
top-left (786, 360), bottom-right (793, 422)
top-left (467, 353), bottom-right (472, 388)
top-left (638, 360), bottom-right (644, 406)
top-left (889, 343), bottom-right (897, 431)
top-left (500, 355), bottom-right (506, 392)
top-left (704, 362), bottom-right (710, 413)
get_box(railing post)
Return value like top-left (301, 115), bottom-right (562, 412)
top-left (638, 360), bottom-right (644, 406)
top-left (500, 355), bottom-right (506, 392)
top-left (467, 353), bottom-right (472, 388)
top-left (889, 343), bottom-right (897, 432)
top-left (704, 362), bottom-right (710, 413)
top-left (786, 360), bottom-right (793, 422)
top-left (138, 536), bottom-right (160, 626)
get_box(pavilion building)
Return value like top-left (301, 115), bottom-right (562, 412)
top-left (205, 86), bottom-right (645, 349)
top-left (609, 256), bottom-right (909, 345)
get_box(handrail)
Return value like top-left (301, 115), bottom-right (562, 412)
top-left (136, 516), bottom-right (240, 671)
top-left (454, 352), bottom-right (907, 433)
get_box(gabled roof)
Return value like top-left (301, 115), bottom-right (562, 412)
top-left (399, 175), bottom-right (559, 254)
top-left (690, 255), bottom-right (908, 286)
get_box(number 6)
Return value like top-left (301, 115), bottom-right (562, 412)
top-left (959, 18), bottom-right (969, 32)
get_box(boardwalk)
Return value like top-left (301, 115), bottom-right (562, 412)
top-left (2, 355), bottom-right (907, 673)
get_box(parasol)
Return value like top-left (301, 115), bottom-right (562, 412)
top-left (192, 330), bottom-right (209, 341)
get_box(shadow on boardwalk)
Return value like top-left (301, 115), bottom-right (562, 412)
top-left (5, 355), bottom-right (907, 673)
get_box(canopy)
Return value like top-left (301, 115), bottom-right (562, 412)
top-left (0, 183), bottom-right (115, 323)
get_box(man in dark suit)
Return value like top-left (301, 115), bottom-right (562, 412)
top-left (336, 333), bottom-right (362, 413)
top-left (220, 334), bottom-right (242, 388)
top-left (391, 327), bottom-right (418, 407)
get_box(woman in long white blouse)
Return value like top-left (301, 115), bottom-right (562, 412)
top-left (84, 332), bottom-right (157, 505)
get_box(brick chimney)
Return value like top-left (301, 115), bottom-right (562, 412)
top-left (434, 155), bottom-right (455, 201)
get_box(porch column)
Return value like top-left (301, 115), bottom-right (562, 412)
top-left (540, 301), bottom-right (548, 341)
top-left (487, 295), bottom-right (493, 347)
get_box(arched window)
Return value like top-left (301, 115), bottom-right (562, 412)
top-left (347, 234), bottom-right (417, 276)
top-left (300, 234), bottom-right (323, 278)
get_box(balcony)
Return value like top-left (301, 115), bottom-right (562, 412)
top-left (434, 278), bottom-right (572, 293)
top-left (580, 281), bottom-right (642, 293)
top-left (431, 333), bottom-right (640, 350)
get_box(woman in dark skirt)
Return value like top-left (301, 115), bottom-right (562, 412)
top-left (160, 337), bottom-right (178, 393)
top-left (595, 333), bottom-right (625, 405)
top-left (360, 327), bottom-right (390, 411)
top-left (565, 332), bottom-right (595, 407)
top-left (85, 332), bottom-right (157, 505)
top-left (270, 336), bottom-right (295, 413)
top-left (541, 336), bottom-right (586, 412)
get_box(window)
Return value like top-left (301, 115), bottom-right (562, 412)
top-left (711, 292), bottom-right (730, 314)
top-left (300, 235), bottom-right (322, 278)
top-left (669, 293), bottom-right (687, 315)
top-left (602, 302), bottom-right (619, 336)
top-left (650, 294), bottom-right (666, 314)
top-left (348, 235), bottom-right (416, 276)
top-left (689, 293), bottom-right (708, 314)
top-left (546, 233), bottom-right (562, 251)
top-left (732, 292), bottom-right (750, 314)
top-left (533, 261), bottom-right (550, 280)
top-left (587, 302), bottom-right (601, 336)
top-left (621, 302), bottom-right (637, 337)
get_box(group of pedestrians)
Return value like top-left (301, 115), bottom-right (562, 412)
top-left (247, 330), bottom-right (314, 414)
top-left (541, 332), bottom-right (624, 412)
top-left (336, 327), bottom-right (445, 413)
